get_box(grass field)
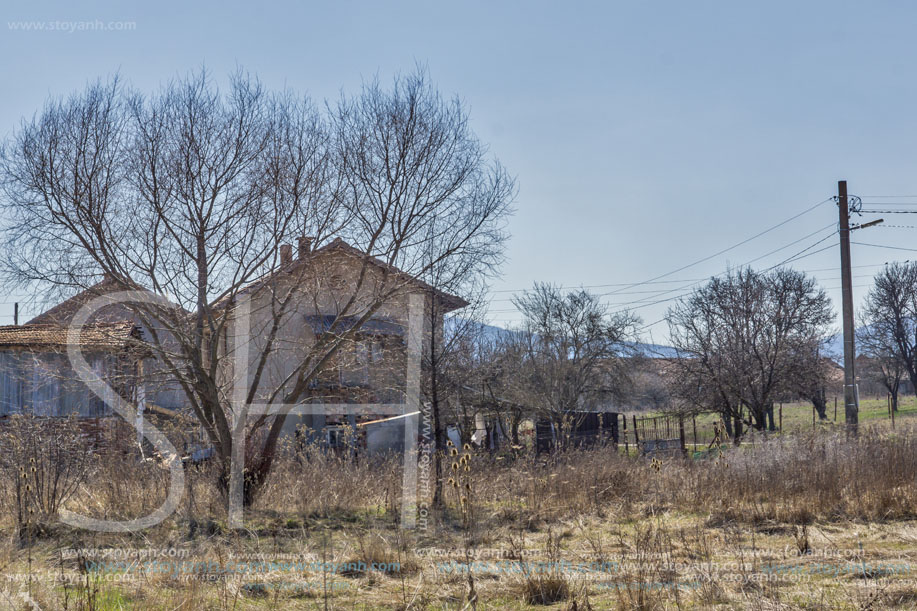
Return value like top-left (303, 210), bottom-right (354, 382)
top-left (625, 394), bottom-right (917, 451)
top-left (3, 421), bottom-right (917, 609)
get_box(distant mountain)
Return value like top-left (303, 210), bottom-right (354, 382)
top-left (825, 324), bottom-right (886, 364)
top-left (629, 342), bottom-right (679, 359)
top-left (825, 332), bottom-right (844, 362)
top-left (446, 318), bottom-right (679, 359)
top-left (449, 320), bottom-right (877, 364)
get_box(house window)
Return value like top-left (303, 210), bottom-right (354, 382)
top-left (356, 341), bottom-right (369, 367)
top-left (327, 427), bottom-right (344, 448)
top-left (339, 340), bottom-right (370, 387)
top-left (370, 340), bottom-right (383, 364)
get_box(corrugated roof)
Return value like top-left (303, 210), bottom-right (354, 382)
top-left (0, 321), bottom-right (139, 351)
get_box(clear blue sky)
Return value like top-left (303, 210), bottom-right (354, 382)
top-left (3, 0), bottom-right (917, 342)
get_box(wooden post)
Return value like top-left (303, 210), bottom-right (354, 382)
top-left (837, 180), bottom-right (859, 431)
top-left (834, 396), bottom-right (837, 421)
top-left (779, 403), bottom-right (783, 432)
top-left (622, 414), bottom-right (628, 455)
top-left (632, 414), bottom-right (640, 446)
top-left (679, 416), bottom-right (686, 453)
top-left (692, 416), bottom-right (697, 451)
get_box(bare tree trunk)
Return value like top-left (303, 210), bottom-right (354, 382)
top-left (749, 405), bottom-right (766, 432)
top-left (511, 416), bottom-right (521, 447)
top-left (812, 388), bottom-right (828, 420)
top-left (430, 369), bottom-right (445, 509)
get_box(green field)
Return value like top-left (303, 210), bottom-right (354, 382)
top-left (624, 393), bottom-right (917, 451)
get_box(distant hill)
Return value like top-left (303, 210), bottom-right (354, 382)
top-left (630, 342), bottom-right (679, 359)
top-left (447, 318), bottom-right (679, 359)
top-left (449, 320), bottom-right (875, 364)
top-left (825, 331), bottom-right (844, 362)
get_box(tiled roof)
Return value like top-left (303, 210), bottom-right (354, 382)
top-left (27, 277), bottom-right (124, 325)
top-left (213, 238), bottom-right (469, 313)
top-left (0, 321), bottom-right (139, 351)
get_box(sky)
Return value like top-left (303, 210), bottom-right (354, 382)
top-left (2, 0), bottom-right (917, 342)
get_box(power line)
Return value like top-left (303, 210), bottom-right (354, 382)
top-left (487, 220), bottom-right (838, 308)
top-left (489, 262), bottom-right (889, 303)
top-left (859, 195), bottom-right (917, 199)
top-left (858, 209), bottom-right (917, 214)
top-left (486, 277), bottom-right (710, 294)
top-left (579, 234), bottom-right (839, 315)
top-left (489, 267), bottom-right (886, 325)
top-left (851, 241), bottom-right (917, 253)
top-left (487, 193), bottom-right (917, 329)
top-left (606, 229), bottom-right (839, 310)
top-left (601, 221), bottom-right (836, 298)
top-left (599, 198), bottom-right (834, 298)
top-left (489, 197), bottom-right (834, 300)
top-left (489, 229), bottom-right (840, 313)
top-left (623, 238), bottom-right (839, 313)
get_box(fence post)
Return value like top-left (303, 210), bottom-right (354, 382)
top-left (622, 414), bottom-right (628, 456)
top-left (779, 403), bottom-right (783, 432)
top-left (679, 416), bottom-right (686, 454)
top-left (632, 414), bottom-right (640, 448)
top-left (834, 396), bottom-right (837, 421)
top-left (692, 415), bottom-right (697, 451)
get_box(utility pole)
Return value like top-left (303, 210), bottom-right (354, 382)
top-left (837, 180), bottom-right (858, 431)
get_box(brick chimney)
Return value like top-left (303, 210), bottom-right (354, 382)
top-left (279, 244), bottom-right (293, 266)
top-left (297, 236), bottom-right (313, 260)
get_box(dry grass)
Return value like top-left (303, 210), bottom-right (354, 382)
top-left (2, 424), bottom-right (917, 608)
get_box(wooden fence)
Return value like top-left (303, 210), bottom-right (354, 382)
top-left (620, 413), bottom-right (730, 456)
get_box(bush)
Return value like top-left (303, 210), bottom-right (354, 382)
top-left (0, 414), bottom-right (96, 539)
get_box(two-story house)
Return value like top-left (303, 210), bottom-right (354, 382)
top-left (0, 237), bottom-right (467, 454)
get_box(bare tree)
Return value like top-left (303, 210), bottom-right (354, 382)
top-left (666, 267), bottom-right (833, 436)
top-left (422, 284), bottom-right (498, 508)
top-left (0, 68), bottom-right (513, 504)
top-left (860, 262), bottom-right (917, 405)
top-left (623, 356), bottom-right (671, 411)
top-left (507, 284), bottom-right (639, 448)
top-left (856, 338), bottom-right (905, 412)
top-left (443, 323), bottom-right (529, 450)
